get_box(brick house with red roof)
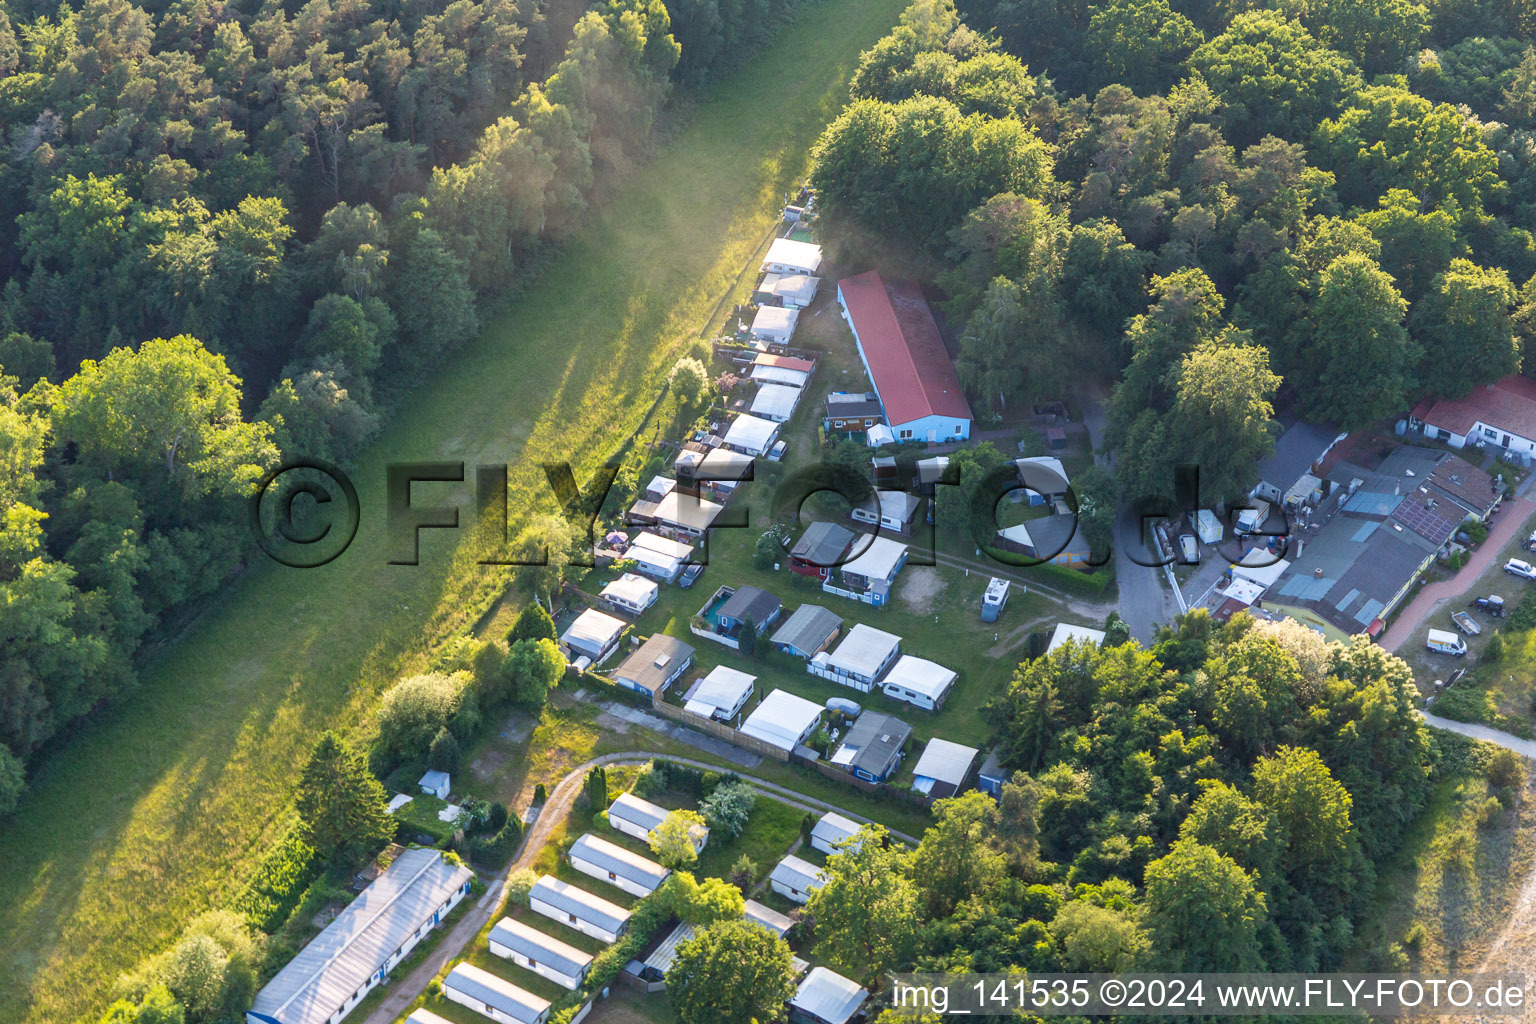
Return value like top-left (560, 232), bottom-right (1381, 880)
top-left (836, 270), bottom-right (973, 443)
top-left (1412, 375), bottom-right (1536, 455)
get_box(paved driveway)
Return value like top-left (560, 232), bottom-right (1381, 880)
top-left (1380, 497), bottom-right (1536, 652)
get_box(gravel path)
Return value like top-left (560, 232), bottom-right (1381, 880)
top-left (358, 750), bottom-right (918, 1024)
top-left (1420, 712), bottom-right (1536, 758)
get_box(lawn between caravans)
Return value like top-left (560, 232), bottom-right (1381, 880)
top-left (0, 2), bottom-right (911, 1020)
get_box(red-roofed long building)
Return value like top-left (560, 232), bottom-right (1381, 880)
top-left (836, 270), bottom-right (973, 443)
top-left (1413, 375), bottom-right (1536, 455)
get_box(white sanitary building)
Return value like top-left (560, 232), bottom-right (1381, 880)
top-left (528, 875), bottom-right (630, 944)
top-left (246, 849), bottom-right (473, 1024)
top-left (568, 833), bottom-right (670, 898)
top-left (739, 688), bottom-right (824, 753)
top-left (879, 654), bottom-right (958, 711)
top-left (488, 917), bottom-right (593, 991)
top-left (808, 623), bottom-right (901, 693)
top-left (442, 963), bottom-right (550, 1024)
top-left (770, 853), bottom-right (827, 904)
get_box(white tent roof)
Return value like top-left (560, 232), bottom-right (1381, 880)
top-left (841, 535), bottom-right (907, 580)
top-left (688, 665), bottom-right (756, 715)
top-left (562, 608), bottom-right (626, 650)
top-left (912, 737), bottom-right (979, 787)
top-left (631, 532), bottom-right (693, 560)
top-left (792, 967), bottom-right (867, 1024)
top-left (740, 689), bottom-right (822, 751)
top-left (1233, 551), bottom-right (1291, 589)
top-left (751, 364), bottom-right (810, 388)
top-left (1046, 622), bottom-right (1106, 654)
top-left (998, 522), bottom-right (1034, 545)
top-left (1222, 578), bottom-right (1266, 606)
top-left (752, 305), bottom-right (799, 335)
top-left (826, 623), bottom-right (901, 678)
top-left (601, 573), bottom-right (657, 606)
top-left (723, 414), bottom-right (779, 455)
top-left (763, 237), bottom-right (824, 274)
top-left (881, 654), bottom-right (956, 699)
top-left (866, 423), bottom-right (895, 446)
top-left (751, 383), bottom-right (801, 420)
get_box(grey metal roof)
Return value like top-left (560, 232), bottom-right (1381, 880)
top-left (607, 792), bottom-right (668, 834)
top-left (529, 875), bottom-right (630, 933)
top-left (743, 899), bottom-right (795, 937)
top-left (833, 712), bottom-right (910, 776)
top-left (568, 833), bottom-right (670, 888)
top-left (642, 920), bottom-right (696, 975)
top-left (1266, 510), bottom-right (1433, 634)
top-left (444, 963), bottom-right (550, 1024)
top-left (811, 812), bottom-right (860, 847)
top-left (791, 521), bottom-right (856, 565)
top-left (717, 585), bottom-right (781, 627)
top-left (252, 848), bottom-right (473, 1024)
top-left (771, 604), bottom-right (843, 654)
top-left (1257, 419), bottom-right (1340, 492)
top-left (612, 633), bottom-right (694, 694)
top-left (771, 854), bottom-right (825, 893)
top-left (489, 917), bottom-right (592, 978)
top-left (792, 967), bottom-right (868, 1024)
top-left (979, 748), bottom-right (1005, 783)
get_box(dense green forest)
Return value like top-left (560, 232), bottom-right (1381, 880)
top-left (812, 0), bottom-right (1536, 508)
top-left (0, 0), bottom-right (802, 816)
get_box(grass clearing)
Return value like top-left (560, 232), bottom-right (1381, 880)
top-left (0, 2), bottom-right (910, 1019)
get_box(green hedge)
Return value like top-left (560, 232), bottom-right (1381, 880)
top-left (470, 818), bottom-right (524, 868)
top-left (231, 823), bottom-right (319, 933)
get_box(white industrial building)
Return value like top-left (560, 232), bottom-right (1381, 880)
top-left (246, 849), bottom-right (472, 1024)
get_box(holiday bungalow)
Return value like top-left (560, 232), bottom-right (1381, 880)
top-left (789, 521), bottom-right (856, 578)
top-left (600, 573), bottom-right (658, 616)
top-left (559, 609), bottom-right (627, 665)
top-left (1015, 456), bottom-right (1071, 504)
top-left (830, 711), bottom-right (911, 783)
top-left (825, 535), bottom-right (908, 607)
top-left (809, 623), bottom-right (901, 692)
top-left (995, 514), bottom-right (1090, 566)
top-left (879, 655), bottom-right (957, 711)
top-left (754, 271), bottom-right (821, 309)
top-left (823, 392), bottom-right (885, 434)
top-left (419, 770), bottom-right (451, 800)
top-left (850, 489), bottom-right (922, 536)
top-left (608, 792), bottom-right (708, 853)
top-left (762, 237), bottom-right (824, 276)
top-left (722, 414), bottom-right (781, 457)
top-left (977, 749), bottom-right (1007, 798)
top-left (791, 968), bottom-right (868, 1024)
top-left (740, 689), bottom-right (823, 753)
top-left (837, 269), bottom-right (971, 443)
top-left (610, 633), bottom-right (695, 704)
top-left (488, 917), bottom-right (593, 991)
top-left (751, 305), bottom-right (799, 347)
top-left (770, 604), bottom-right (844, 659)
top-left (810, 812), bottom-right (863, 856)
top-left (717, 585), bottom-right (783, 636)
top-left (646, 490), bottom-right (724, 539)
top-left (441, 964), bottom-right (550, 1024)
top-left (911, 738), bottom-right (978, 798)
top-left (568, 833), bottom-right (670, 898)
top-left (528, 875), bottom-right (631, 944)
top-left (751, 383), bottom-right (802, 423)
top-left (770, 854), bottom-right (827, 904)
top-left (247, 849), bottom-right (473, 1024)
top-left (625, 532), bottom-right (693, 583)
top-left (682, 664), bottom-right (756, 722)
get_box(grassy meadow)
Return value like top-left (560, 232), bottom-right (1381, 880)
top-left (0, 2), bottom-right (910, 1019)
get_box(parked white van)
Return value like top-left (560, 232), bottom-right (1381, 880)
top-left (1427, 629), bottom-right (1468, 656)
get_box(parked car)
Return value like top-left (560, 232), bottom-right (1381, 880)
top-left (678, 562), bottom-right (705, 588)
top-left (1472, 595), bottom-right (1506, 616)
top-left (1526, 530), bottom-right (1536, 551)
top-left (1427, 629), bottom-right (1468, 656)
top-left (1506, 558), bottom-right (1536, 580)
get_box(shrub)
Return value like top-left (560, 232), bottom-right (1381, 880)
top-left (508, 868), bottom-right (539, 906)
top-left (1403, 921), bottom-right (1429, 949)
top-left (729, 854), bottom-right (757, 892)
top-left (428, 727), bottom-right (460, 773)
top-left (231, 824), bottom-right (319, 933)
top-left (1484, 630), bottom-right (1505, 663)
top-left (487, 801), bottom-right (510, 833)
top-left (701, 779), bottom-right (756, 840)
top-left (508, 603), bottom-right (558, 644)
top-left (471, 822), bottom-right (522, 868)
top-left (800, 812), bottom-right (815, 839)
top-left (377, 673), bottom-right (466, 761)
top-left (633, 763), bottom-right (664, 798)
top-left (534, 782), bottom-right (547, 804)
top-left (1487, 747), bottom-right (1526, 793)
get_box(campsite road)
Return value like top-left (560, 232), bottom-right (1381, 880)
top-left (359, 750), bottom-right (917, 1024)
